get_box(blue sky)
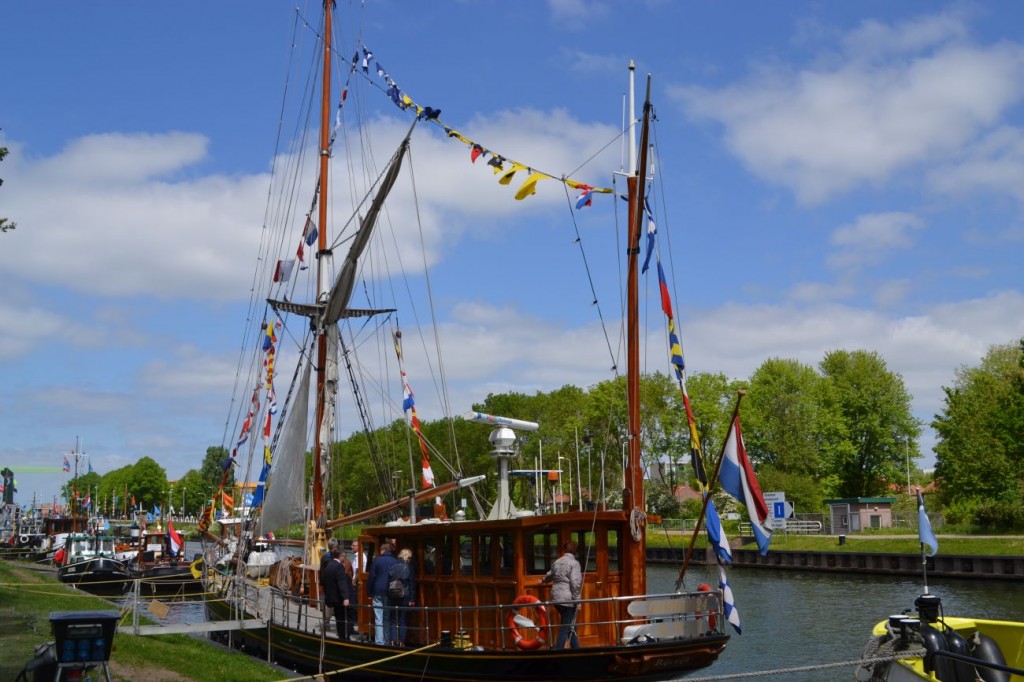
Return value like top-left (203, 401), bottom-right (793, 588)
top-left (2, 1), bottom-right (1023, 506)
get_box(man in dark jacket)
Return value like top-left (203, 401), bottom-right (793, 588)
top-left (322, 546), bottom-right (350, 636)
top-left (366, 541), bottom-right (400, 644)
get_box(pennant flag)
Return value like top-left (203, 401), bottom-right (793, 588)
top-left (221, 491), bottom-right (234, 514)
top-left (63, 456), bottom-right (70, 473)
top-left (82, 495), bottom-right (91, 510)
top-left (918, 492), bottom-right (938, 557)
top-left (705, 496), bottom-right (732, 564)
top-left (514, 172), bottom-right (545, 200)
top-left (153, 504), bottom-right (161, 516)
top-left (167, 519), bottom-right (183, 557)
top-left (718, 564), bottom-right (742, 634)
top-left (88, 459), bottom-right (94, 474)
top-left (393, 330), bottom-right (435, 489)
top-left (303, 216), bottom-right (318, 246)
top-left (273, 259), bottom-right (295, 283)
top-left (575, 186), bottom-right (595, 209)
top-left (498, 162), bottom-right (526, 186)
top-left (719, 415), bottom-right (772, 556)
top-left (641, 216), bottom-right (657, 273)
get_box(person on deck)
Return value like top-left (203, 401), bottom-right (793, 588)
top-left (322, 546), bottom-right (350, 636)
top-left (543, 539), bottom-right (582, 649)
top-left (367, 541), bottom-right (400, 645)
top-left (386, 548), bottom-right (416, 645)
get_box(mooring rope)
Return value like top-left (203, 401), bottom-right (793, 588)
top-left (682, 649), bottom-right (926, 681)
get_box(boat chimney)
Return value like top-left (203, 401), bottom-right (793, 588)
top-left (464, 412), bottom-right (539, 520)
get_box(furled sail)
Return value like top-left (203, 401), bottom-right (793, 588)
top-left (259, 361), bottom-right (312, 534)
top-left (323, 133), bottom-right (411, 325)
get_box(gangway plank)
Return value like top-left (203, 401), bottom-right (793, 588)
top-left (118, 618), bottom-right (266, 636)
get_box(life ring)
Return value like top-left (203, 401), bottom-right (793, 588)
top-left (697, 583), bottom-right (717, 631)
top-left (507, 594), bottom-right (548, 650)
top-left (19, 535), bottom-right (29, 545)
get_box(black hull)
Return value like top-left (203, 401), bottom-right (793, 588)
top-left (205, 599), bottom-right (728, 682)
top-left (127, 564), bottom-right (202, 596)
top-left (58, 557), bottom-right (129, 595)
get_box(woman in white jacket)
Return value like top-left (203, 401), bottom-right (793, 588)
top-left (542, 540), bottom-right (582, 648)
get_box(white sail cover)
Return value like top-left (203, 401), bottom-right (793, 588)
top-left (319, 325), bottom-right (339, 498)
top-left (259, 361), bottom-right (312, 534)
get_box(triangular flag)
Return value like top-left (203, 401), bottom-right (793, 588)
top-left (514, 172), bottom-right (546, 200)
top-left (499, 163), bottom-right (527, 186)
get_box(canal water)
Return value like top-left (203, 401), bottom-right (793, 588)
top-left (131, 545), bottom-right (1024, 681)
top-left (649, 563), bottom-right (1024, 680)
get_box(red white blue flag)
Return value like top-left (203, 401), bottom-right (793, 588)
top-left (718, 415), bottom-right (772, 556)
top-left (167, 519), bottom-right (183, 557)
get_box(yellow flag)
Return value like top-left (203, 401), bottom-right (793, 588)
top-left (499, 163), bottom-right (527, 186)
top-left (514, 172), bottom-right (546, 200)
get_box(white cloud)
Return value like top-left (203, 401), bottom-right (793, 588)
top-left (827, 211), bottom-right (925, 271)
top-left (667, 15), bottom-right (1024, 204)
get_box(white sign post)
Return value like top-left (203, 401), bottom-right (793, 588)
top-left (763, 491), bottom-right (793, 531)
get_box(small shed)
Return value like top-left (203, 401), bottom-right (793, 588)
top-left (824, 497), bottom-right (897, 535)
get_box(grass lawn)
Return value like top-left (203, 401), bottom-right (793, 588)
top-left (0, 560), bottom-right (283, 682)
top-left (646, 527), bottom-right (1024, 556)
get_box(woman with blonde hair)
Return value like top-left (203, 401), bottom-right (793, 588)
top-left (385, 547), bottom-right (416, 645)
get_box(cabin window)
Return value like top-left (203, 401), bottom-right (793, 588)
top-left (498, 533), bottom-right (514, 576)
top-left (477, 535), bottom-right (493, 576)
top-left (459, 535), bottom-right (473, 575)
top-left (421, 537), bottom-right (438, 575)
top-left (527, 530), bottom-right (559, 574)
top-left (571, 530), bottom-right (597, 573)
top-left (607, 529), bottom-right (620, 572)
top-left (438, 535), bottom-right (454, 575)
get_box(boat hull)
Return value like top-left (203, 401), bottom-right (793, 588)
top-left (206, 596), bottom-right (728, 682)
top-left (127, 563), bottom-right (202, 596)
top-left (58, 556), bottom-right (129, 594)
top-left (863, 615), bottom-right (1024, 681)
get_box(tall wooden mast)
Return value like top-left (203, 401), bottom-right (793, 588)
top-left (624, 72), bottom-right (652, 597)
top-left (312, 0), bottom-right (334, 524)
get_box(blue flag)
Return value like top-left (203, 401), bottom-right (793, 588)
top-left (705, 496), bottom-right (732, 565)
top-left (917, 492), bottom-right (938, 557)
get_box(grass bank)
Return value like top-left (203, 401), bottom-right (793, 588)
top-left (646, 527), bottom-right (1024, 556)
top-left (0, 560), bottom-right (283, 682)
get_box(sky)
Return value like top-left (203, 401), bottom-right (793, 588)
top-left (2, 1), bottom-right (1023, 507)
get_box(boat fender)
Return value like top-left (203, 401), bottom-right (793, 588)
top-left (920, 623), bottom-right (958, 682)
top-left (697, 583), bottom-right (718, 631)
top-left (971, 632), bottom-right (1010, 682)
top-left (507, 594), bottom-right (548, 650)
top-left (943, 629), bottom-right (976, 682)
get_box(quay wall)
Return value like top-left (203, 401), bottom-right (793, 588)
top-left (645, 546), bottom-right (1024, 580)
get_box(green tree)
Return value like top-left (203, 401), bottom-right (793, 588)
top-left (819, 350), bottom-right (920, 497)
top-left (200, 446), bottom-right (233, 492)
top-left (171, 469), bottom-right (208, 517)
top-left (933, 340), bottom-right (1024, 508)
top-left (0, 139), bottom-right (15, 233)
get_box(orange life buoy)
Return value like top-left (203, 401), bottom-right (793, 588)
top-left (697, 582), bottom-right (718, 630)
top-left (507, 594), bottom-right (548, 650)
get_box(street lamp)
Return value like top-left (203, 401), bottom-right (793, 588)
top-left (181, 487), bottom-right (187, 519)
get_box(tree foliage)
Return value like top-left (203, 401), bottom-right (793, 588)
top-left (933, 339), bottom-right (1024, 510)
top-left (200, 446), bottom-right (233, 492)
top-left (0, 140), bottom-right (14, 233)
top-left (819, 350), bottom-right (920, 497)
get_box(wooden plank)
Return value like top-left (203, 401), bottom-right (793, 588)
top-left (118, 619), bottom-right (266, 636)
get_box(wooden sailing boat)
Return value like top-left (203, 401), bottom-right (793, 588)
top-left (201, 3), bottom-right (730, 679)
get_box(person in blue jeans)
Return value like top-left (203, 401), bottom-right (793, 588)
top-left (366, 541), bottom-right (400, 644)
top-left (542, 540), bottom-right (582, 648)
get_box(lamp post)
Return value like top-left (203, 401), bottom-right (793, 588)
top-left (182, 487), bottom-right (187, 519)
top-left (906, 437), bottom-right (911, 495)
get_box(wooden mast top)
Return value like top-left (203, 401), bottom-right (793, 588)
top-left (624, 74), bottom-right (652, 597)
top-left (312, 0), bottom-right (333, 524)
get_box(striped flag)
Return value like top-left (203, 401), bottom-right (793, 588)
top-left (719, 415), bottom-right (772, 556)
top-left (718, 564), bottom-right (742, 634)
top-left (705, 496), bottom-right (732, 564)
top-left (393, 330), bottom-right (434, 489)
